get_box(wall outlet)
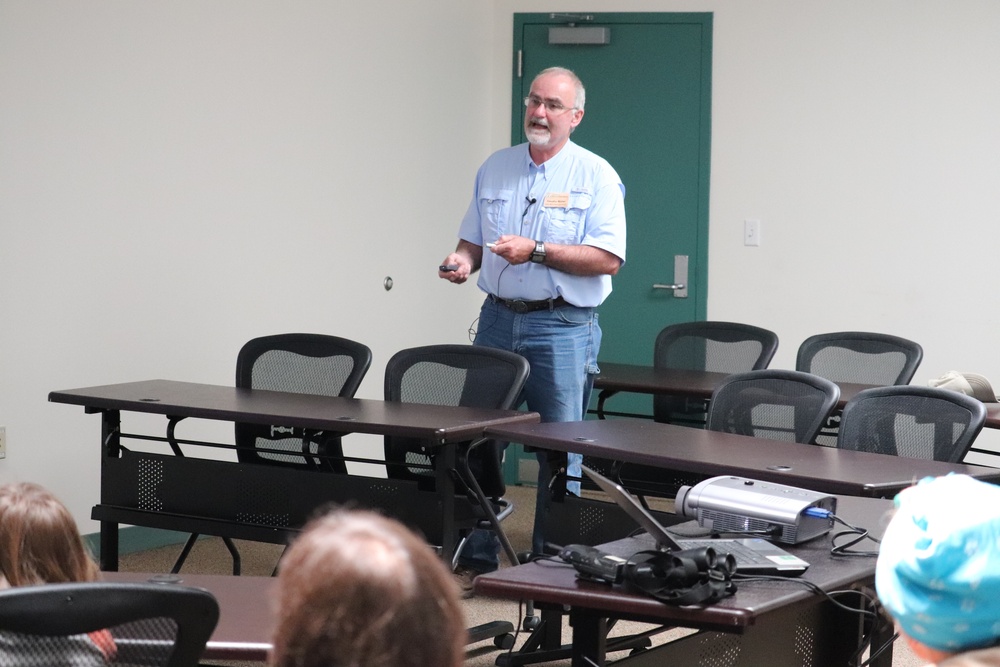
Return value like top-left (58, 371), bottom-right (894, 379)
top-left (0, 427), bottom-right (6, 459)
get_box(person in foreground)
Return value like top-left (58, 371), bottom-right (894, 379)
top-left (270, 508), bottom-right (466, 667)
top-left (439, 65), bottom-right (626, 583)
top-left (876, 474), bottom-right (1000, 666)
top-left (0, 482), bottom-right (99, 587)
top-left (0, 481), bottom-right (115, 663)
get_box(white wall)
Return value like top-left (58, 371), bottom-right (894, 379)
top-left (0, 0), bottom-right (495, 530)
top-left (3, 1), bottom-right (1000, 532)
top-left (707, 1), bottom-right (1000, 376)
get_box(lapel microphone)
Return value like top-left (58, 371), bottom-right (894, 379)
top-left (522, 196), bottom-right (537, 219)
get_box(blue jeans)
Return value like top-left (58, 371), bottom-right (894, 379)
top-left (457, 297), bottom-right (600, 572)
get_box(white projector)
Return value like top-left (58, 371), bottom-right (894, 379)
top-left (674, 476), bottom-right (837, 544)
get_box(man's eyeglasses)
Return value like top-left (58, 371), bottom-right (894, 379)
top-left (524, 95), bottom-right (576, 115)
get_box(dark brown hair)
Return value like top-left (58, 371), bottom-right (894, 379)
top-left (270, 509), bottom-right (465, 667)
top-left (0, 482), bottom-right (99, 587)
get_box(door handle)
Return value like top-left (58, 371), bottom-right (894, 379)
top-left (652, 255), bottom-right (689, 298)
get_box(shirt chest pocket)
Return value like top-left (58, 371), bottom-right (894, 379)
top-left (478, 188), bottom-right (513, 240)
top-left (544, 191), bottom-right (592, 244)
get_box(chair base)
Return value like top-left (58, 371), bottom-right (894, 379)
top-left (467, 620), bottom-right (517, 650)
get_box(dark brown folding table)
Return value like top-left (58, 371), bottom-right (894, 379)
top-left (983, 402), bottom-right (1000, 430)
top-left (476, 495), bottom-right (895, 667)
top-left (49, 379), bottom-right (540, 570)
top-left (486, 418), bottom-right (1000, 498)
top-left (104, 568), bottom-right (513, 662)
top-left (103, 571), bottom-right (276, 662)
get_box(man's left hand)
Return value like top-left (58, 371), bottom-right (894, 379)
top-left (491, 235), bottom-right (535, 264)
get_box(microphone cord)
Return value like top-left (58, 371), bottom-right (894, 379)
top-left (469, 194), bottom-right (538, 342)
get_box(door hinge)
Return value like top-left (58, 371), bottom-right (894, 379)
top-left (517, 49), bottom-right (522, 78)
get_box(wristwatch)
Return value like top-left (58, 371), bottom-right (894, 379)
top-left (530, 241), bottom-right (546, 264)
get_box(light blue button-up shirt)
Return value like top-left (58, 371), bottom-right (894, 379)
top-left (458, 141), bottom-right (626, 308)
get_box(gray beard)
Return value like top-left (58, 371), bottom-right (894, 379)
top-left (525, 128), bottom-right (551, 145)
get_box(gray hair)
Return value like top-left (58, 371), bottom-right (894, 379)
top-left (534, 66), bottom-right (586, 111)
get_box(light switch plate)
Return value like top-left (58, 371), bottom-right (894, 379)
top-left (744, 219), bottom-right (761, 246)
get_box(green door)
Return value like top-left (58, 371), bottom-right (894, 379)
top-left (504, 14), bottom-right (713, 482)
top-left (515, 13), bottom-right (712, 410)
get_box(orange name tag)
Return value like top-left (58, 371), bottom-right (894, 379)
top-left (543, 192), bottom-right (570, 208)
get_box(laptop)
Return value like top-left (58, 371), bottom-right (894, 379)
top-left (582, 465), bottom-right (810, 576)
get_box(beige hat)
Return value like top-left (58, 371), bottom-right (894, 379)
top-left (928, 371), bottom-right (998, 403)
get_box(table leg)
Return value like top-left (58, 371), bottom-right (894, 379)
top-left (569, 610), bottom-right (607, 667)
top-left (99, 409), bottom-right (121, 571)
top-left (436, 442), bottom-right (457, 562)
top-left (458, 439), bottom-right (519, 567)
top-left (100, 522), bottom-right (119, 571)
top-left (867, 593), bottom-right (896, 667)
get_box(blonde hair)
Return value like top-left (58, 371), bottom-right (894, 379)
top-left (0, 482), bottom-right (99, 587)
top-left (271, 509), bottom-right (465, 667)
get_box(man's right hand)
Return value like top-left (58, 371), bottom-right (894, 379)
top-left (438, 240), bottom-right (483, 283)
top-left (439, 253), bottom-right (471, 283)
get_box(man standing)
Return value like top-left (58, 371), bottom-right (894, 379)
top-left (439, 67), bottom-right (626, 585)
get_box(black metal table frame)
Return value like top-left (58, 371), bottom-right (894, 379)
top-left (50, 380), bottom-right (539, 571)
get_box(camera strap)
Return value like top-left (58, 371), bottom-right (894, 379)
top-left (622, 547), bottom-right (737, 606)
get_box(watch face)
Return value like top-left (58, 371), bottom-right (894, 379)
top-left (531, 241), bottom-right (546, 263)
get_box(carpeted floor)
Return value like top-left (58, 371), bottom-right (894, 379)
top-left (116, 484), bottom-right (924, 667)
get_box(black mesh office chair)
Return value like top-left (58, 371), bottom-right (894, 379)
top-left (705, 369), bottom-right (841, 444)
top-left (605, 322), bottom-right (779, 500)
top-left (653, 321), bottom-right (780, 425)
top-left (383, 344), bottom-right (527, 557)
top-left (796, 331), bottom-right (923, 446)
top-left (172, 333), bottom-right (372, 575)
top-left (0, 582), bottom-right (219, 667)
top-left (383, 344), bottom-right (529, 649)
top-left (837, 385), bottom-right (986, 462)
top-left (235, 333), bottom-right (373, 470)
top-left (616, 370), bottom-right (840, 499)
top-left (796, 331), bottom-right (923, 386)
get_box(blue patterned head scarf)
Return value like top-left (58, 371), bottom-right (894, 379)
top-left (875, 474), bottom-right (1000, 652)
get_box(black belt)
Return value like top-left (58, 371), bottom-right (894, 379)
top-left (488, 294), bottom-right (570, 314)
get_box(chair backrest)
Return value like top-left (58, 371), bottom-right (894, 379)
top-left (795, 331), bottom-right (923, 385)
top-left (652, 321), bottom-right (779, 424)
top-left (0, 582), bottom-right (219, 667)
top-left (654, 321), bottom-right (779, 372)
top-left (705, 370), bottom-right (841, 444)
top-left (235, 333), bottom-right (373, 470)
top-left (837, 385), bottom-right (986, 462)
top-left (383, 344), bottom-right (529, 498)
